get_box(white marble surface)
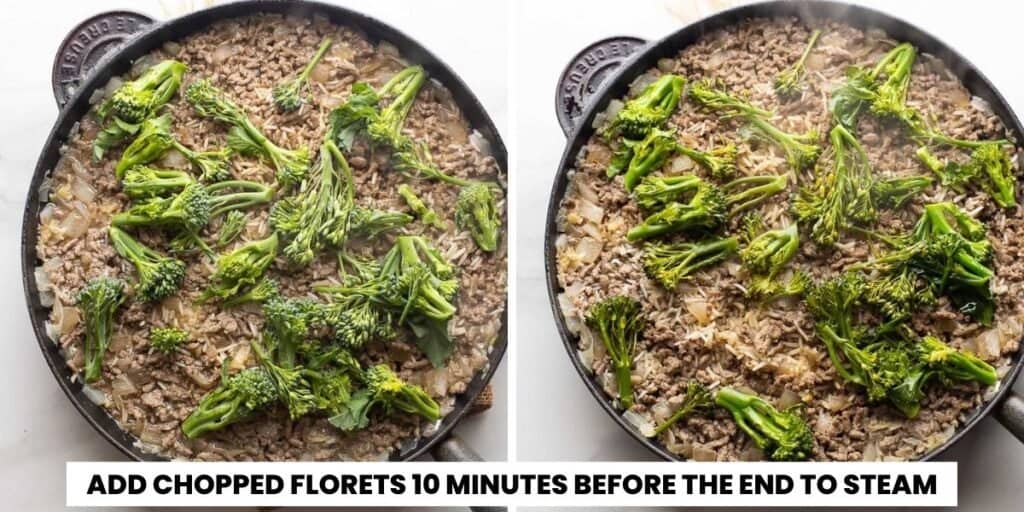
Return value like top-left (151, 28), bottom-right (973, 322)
top-left (515, 0), bottom-right (1024, 510)
top-left (0, 1), bottom-right (506, 511)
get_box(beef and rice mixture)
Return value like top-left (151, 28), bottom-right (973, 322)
top-left (556, 18), bottom-right (1022, 461)
top-left (35, 14), bottom-right (506, 460)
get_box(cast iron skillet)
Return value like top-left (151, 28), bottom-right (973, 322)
top-left (546, 0), bottom-right (1024, 461)
top-left (23, 0), bottom-right (507, 469)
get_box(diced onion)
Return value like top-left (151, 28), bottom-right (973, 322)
top-left (82, 385), bottom-right (108, 405)
top-left (212, 44), bottom-right (234, 64)
top-left (575, 237), bottom-right (603, 263)
top-left (685, 297), bottom-right (710, 324)
top-left (576, 199), bottom-right (605, 224)
top-left (469, 131), bottom-right (492, 156)
top-left (669, 154), bottom-right (696, 173)
top-left (70, 176), bottom-right (96, 202)
top-left (111, 374), bottom-right (137, 396)
top-left (623, 410), bottom-right (656, 438)
top-left (975, 329), bottom-right (1001, 360)
top-left (691, 444), bottom-right (717, 461)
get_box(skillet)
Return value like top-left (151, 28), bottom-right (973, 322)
top-left (24, 0), bottom-right (508, 468)
top-left (546, 0), bottom-right (1024, 461)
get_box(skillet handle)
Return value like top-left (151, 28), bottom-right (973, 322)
top-left (51, 10), bottom-right (155, 108)
top-left (431, 434), bottom-right (505, 512)
top-left (995, 390), bottom-right (1024, 442)
top-left (554, 36), bottom-right (647, 137)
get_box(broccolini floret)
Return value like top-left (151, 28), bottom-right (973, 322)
top-left (270, 139), bottom-right (354, 266)
top-left (75, 277), bottom-right (126, 382)
top-left (108, 226), bottom-right (186, 302)
top-left (181, 365), bottom-right (277, 438)
top-left (828, 43), bottom-right (915, 129)
top-left (455, 182), bottom-right (501, 252)
top-left (584, 296), bottom-right (645, 409)
top-left (94, 60), bottom-right (187, 160)
top-left (601, 74), bottom-right (685, 140)
top-left (200, 233), bottom-right (279, 304)
top-left (774, 29), bottom-right (822, 99)
top-left (186, 78), bottom-right (310, 186)
top-left (398, 183), bottom-right (446, 229)
top-left (918, 335), bottom-right (997, 386)
top-left (643, 237), bottom-right (738, 289)
top-left (315, 236), bottom-right (459, 366)
top-left (613, 129), bottom-right (739, 189)
top-left (651, 380), bottom-right (714, 436)
top-left (348, 206), bottom-right (413, 240)
top-left (690, 80), bottom-right (820, 171)
top-left (872, 174), bottom-right (935, 209)
top-left (216, 211), bottom-right (247, 247)
top-left (121, 166), bottom-right (195, 200)
top-left (627, 183), bottom-right (727, 242)
top-left (619, 128), bottom-right (678, 191)
top-left (715, 387), bottom-right (814, 461)
top-left (272, 38), bottom-right (332, 112)
top-left (852, 202), bottom-right (994, 324)
top-left (114, 114), bottom-right (232, 182)
top-left (331, 66), bottom-right (477, 186)
top-left (740, 223), bottom-right (808, 301)
top-left (112, 180), bottom-right (272, 236)
top-left (633, 174), bottom-right (703, 211)
top-left (329, 364), bottom-right (440, 431)
top-left (222, 278), bottom-right (279, 308)
top-left (916, 144), bottom-right (1016, 208)
top-left (793, 124), bottom-right (877, 245)
top-left (149, 326), bottom-right (189, 354)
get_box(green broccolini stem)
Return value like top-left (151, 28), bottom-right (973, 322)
top-left (299, 38), bottom-right (332, 83)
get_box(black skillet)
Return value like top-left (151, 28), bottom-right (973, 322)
top-left (546, 0), bottom-right (1024, 461)
top-left (23, 0), bottom-right (508, 475)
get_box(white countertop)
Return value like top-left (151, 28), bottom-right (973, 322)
top-left (0, 1), bottom-right (506, 511)
top-left (515, 0), bottom-right (1024, 511)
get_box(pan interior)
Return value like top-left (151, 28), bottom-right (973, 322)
top-left (545, 0), bottom-right (1024, 462)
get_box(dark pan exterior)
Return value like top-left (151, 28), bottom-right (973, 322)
top-left (23, 0), bottom-right (507, 462)
top-left (545, 0), bottom-right (1024, 461)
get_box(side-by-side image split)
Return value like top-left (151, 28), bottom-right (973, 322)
top-left (2, 0), bottom-right (1023, 511)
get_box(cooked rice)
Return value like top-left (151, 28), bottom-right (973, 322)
top-left (556, 18), bottom-right (1021, 461)
top-left (34, 14), bottom-right (506, 461)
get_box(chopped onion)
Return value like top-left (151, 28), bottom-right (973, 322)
top-left (862, 441), bottom-right (880, 461)
top-left (56, 298), bottom-right (80, 334)
top-left (40, 203), bottom-right (55, 223)
top-left (111, 374), bottom-right (137, 396)
top-left (593, 100), bottom-right (623, 130)
top-left (45, 322), bottom-right (60, 342)
top-left (975, 329), bottom-right (1001, 360)
top-left (34, 266), bottom-right (51, 293)
top-left (778, 389), bottom-right (800, 409)
top-left (469, 130), bottom-right (492, 156)
top-left (82, 385), bottom-right (108, 405)
top-left (669, 154), bottom-right (696, 173)
top-left (576, 199), bottom-right (605, 224)
top-left (212, 44), bottom-right (234, 64)
top-left (58, 207), bottom-right (90, 239)
top-left (309, 62), bottom-right (331, 83)
top-left (623, 410), bottom-right (656, 437)
top-left (575, 237), bottom-right (603, 264)
top-left (970, 95), bottom-right (994, 114)
top-left (685, 297), bottom-right (710, 324)
top-left (160, 148), bottom-right (189, 168)
top-left (102, 77), bottom-right (124, 100)
top-left (70, 176), bottom-right (96, 202)
top-left (691, 444), bottom-right (717, 461)
top-left (575, 180), bottom-right (600, 204)
top-left (229, 344), bottom-right (251, 371)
